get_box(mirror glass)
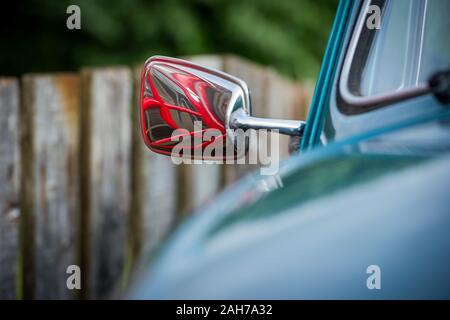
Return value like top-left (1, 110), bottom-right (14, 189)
top-left (140, 56), bottom-right (249, 160)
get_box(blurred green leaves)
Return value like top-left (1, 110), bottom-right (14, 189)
top-left (0, 0), bottom-right (337, 79)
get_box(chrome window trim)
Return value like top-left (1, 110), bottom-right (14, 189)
top-left (338, 0), bottom-right (430, 113)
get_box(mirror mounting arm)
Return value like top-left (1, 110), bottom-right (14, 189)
top-left (229, 109), bottom-right (306, 137)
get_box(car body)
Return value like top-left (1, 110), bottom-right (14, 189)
top-left (129, 0), bottom-right (450, 299)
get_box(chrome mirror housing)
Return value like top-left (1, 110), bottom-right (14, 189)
top-left (139, 56), bottom-right (305, 160)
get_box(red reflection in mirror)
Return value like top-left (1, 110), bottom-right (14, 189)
top-left (140, 58), bottom-right (232, 158)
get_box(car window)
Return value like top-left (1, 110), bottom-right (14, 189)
top-left (342, 0), bottom-right (450, 107)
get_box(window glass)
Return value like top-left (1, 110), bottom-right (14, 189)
top-left (359, 0), bottom-right (450, 96)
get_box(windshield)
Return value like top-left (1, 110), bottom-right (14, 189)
top-left (349, 0), bottom-right (450, 98)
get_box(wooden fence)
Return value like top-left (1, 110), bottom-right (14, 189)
top-left (0, 55), bottom-right (313, 299)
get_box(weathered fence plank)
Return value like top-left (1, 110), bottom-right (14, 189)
top-left (21, 74), bottom-right (80, 299)
top-left (0, 78), bottom-right (20, 300)
top-left (129, 67), bottom-right (177, 264)
top-left (80, 68), bottom-right (132, 299)
top-left (222, 55), bottom-right (311, 183)
top-left (265, 72), bottom-right (305, 158)
top-left (298, 80), bottom-right (314, 120)
top-left (223, 55), bottom-right (268, 184)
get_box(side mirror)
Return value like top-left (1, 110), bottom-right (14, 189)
top-left (139, 56), bottom-right (305, 160)
top-left (139, 56), bottom-right (250, 160)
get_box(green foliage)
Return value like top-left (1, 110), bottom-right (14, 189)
top-left (0, 0), bottom-right (337, 79)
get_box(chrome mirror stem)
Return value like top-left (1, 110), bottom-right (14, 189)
top-left (230, 109), bottom-right (305, 137)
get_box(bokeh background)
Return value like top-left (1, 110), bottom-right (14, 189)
top-left (1, 0), bottom-right (337, 79)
